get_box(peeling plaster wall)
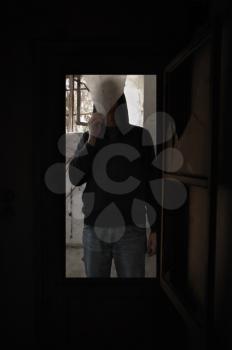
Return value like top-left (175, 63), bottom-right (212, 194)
top-left (125, 75), bottom-right (144, 127)
top-left (66, 132), bottom-right (85, 246)
top-left (144, 75), bottom-right (156, 147)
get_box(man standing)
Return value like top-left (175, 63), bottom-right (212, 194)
top-left (69, 93), bottom-right (160, 277)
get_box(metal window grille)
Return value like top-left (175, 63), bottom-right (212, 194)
top-left (65, 75), bottom-right (93, 133)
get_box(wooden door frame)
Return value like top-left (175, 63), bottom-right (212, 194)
top-left (33, 39), bottom-right (167, 342)
top-left (160, 23), bottom-right (222, 346)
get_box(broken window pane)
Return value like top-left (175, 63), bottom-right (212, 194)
top-left (65, 75), bottom-right (93, 133)
top-left (73, 90), bottom-right (77, 115)
top-left (66, 77), bottom-right (70, 90)
top-left (80, 114), bottom-right (91, 124)
top-left (65, 91), bottom-right (70, 115)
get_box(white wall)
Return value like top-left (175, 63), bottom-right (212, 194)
top-left (66, 132), bottom-right (86, 246)
top-left (124, 75), bottom-right (144, 126)
top-left (144, 75), bottom-right (157, 148)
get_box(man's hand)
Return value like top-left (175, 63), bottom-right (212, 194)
top-left (147, 231), bottom-right (157, 256)
top-left (87, 113), bottom-right (106, 141)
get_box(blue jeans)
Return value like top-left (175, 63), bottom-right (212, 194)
top-left (82, 224), bottom-right (147, 277)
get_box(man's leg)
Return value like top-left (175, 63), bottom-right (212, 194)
top-left (82, 224), bottom-right (112, 277)
top-left (113, 225), bottom-right (147, 278)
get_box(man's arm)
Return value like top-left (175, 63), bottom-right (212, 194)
top-left (142, 128), bottom-right (162, 255)
top-left (69, 112), bottom-right (106, 187)
top-left (69, 132), bottom-right (99, 186)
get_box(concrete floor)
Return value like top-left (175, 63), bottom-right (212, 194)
top-left (66, 245), bottom-right (156, 278)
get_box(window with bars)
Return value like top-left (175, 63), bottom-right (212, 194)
top-left (65, 75), bottom-right (93, 133)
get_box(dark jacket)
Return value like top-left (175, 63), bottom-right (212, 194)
top-left (69, 116), bottom-right (161, 233)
